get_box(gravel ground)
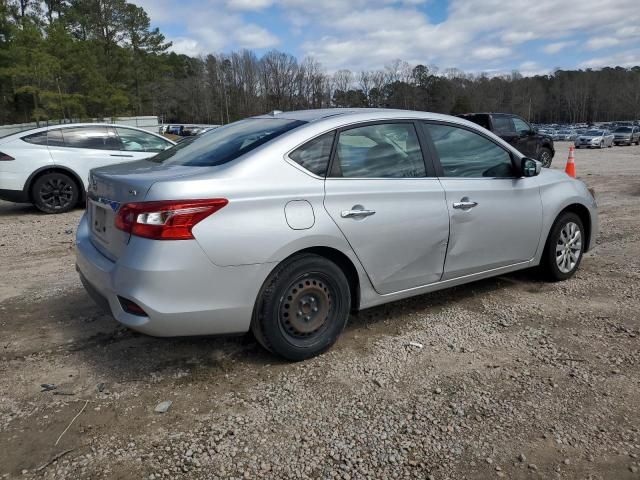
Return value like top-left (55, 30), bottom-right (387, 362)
top-left (0, 142), bottom-right (639, 479)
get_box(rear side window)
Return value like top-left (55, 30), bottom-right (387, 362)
top-left (289, 132), bottom-right (334, 177)
top-left (47, 129), bottom-right (65, 146)
top-left (151, 118), bottom-right (306, 166)
top-left (62, 127), bottom-right (121, 150)
top-left (331, 123), bottom-right (426, 178)
top-left (116, 127), bottom-right (172, 153)
top-left (425, 123), bottom-right (514, 178)
top-left (22, 131), bottom-right (48, 145)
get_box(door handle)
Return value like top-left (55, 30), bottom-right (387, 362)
top-left (341, 209), bottom-right (376, 218)
top-left (110, 154), bottom-right (134, 158)
top-left (452, 200), bottom-right (478, 210)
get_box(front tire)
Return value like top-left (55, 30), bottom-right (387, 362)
top-left (251, 254), bottom-right (351, 361)
top-left (540, 212), bottom-right (585, 281)
top-left (31, 172), bottom-right (79, 214)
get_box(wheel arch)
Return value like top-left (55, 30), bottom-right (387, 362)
top-left (558, 203), bottom-right (592, 252)
top-left (259, 246), bottom-right (361, 313)
top-left (25, 166), bottom-right (86, 204)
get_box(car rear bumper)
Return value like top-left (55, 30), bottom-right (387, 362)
top-left (75, 213), bottom-right (273, 337)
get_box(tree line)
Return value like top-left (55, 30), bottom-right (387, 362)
top-left (1, 0), bottom-right (640, 127)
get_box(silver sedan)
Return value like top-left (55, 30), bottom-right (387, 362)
top-left (76, 109), bottom-right (598, 360)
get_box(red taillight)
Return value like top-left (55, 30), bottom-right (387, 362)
top-left (0, 152), bottom-right (14, 161)
top-left (115, 199), bottom-right (228, 240)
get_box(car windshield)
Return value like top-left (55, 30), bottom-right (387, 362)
top-left (614, 127), bottom-right (632, 133)
top-left (559, 130), bottom-right (570, 134)
top-left (151, 118), bottom-right (306, 166)
top-left (585, 130), bottom-right (603, 136)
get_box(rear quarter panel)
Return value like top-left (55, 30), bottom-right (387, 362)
top-left (0, 138), bottom-right (54, 191)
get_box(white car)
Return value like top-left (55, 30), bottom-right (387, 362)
top-left (0, 123), bottom-right (175, 213)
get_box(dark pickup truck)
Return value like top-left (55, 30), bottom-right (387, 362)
top-left (457, 113), bottom-right (555, 167)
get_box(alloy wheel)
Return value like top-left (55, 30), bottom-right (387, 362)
top-left (556, 221), bottom-right (582, 274)
top-left (38, 177), bottom-right (74, 210)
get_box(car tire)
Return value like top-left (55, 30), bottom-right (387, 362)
top-left (538, 147), bottom-right (553, 167)
top-left (599, 141), bottom-right (604, 149)
top-left (31, 172), bottom-right (80, 214)
top-left (251, 254), bottom-right (351, 361)
top-left (540, 212), bottom-right (585, 282)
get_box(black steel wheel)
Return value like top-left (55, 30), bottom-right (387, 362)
top-left (31, 172), bottom-right (79, 214)
top-left (252, 254), bottom-right (351, 361)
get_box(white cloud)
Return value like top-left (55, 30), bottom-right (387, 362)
top-left (580, 49), bottom-right (640, 69)
top-left (543, 41), bottom-right (576, 54)
top-left (472, 46), bottom-right (512, 61)
top-left (227, 0), bottom-right (274, 10)
top-left (585, 36), bottom-right (620, 50)
top-left (132, 0), bottom-right (640, 72)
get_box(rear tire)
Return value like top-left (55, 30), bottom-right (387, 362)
top-left (31, 172), bottom-right (79, 214)
top-left (540, 212), bottom-right (585, 282)
top-left (251, 254), bottom-right (351, 361)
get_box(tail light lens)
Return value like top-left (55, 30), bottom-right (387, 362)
top-left (0, 152), bottom-right (14, 161)
top-left (115, 199), bottom-right (228, 240)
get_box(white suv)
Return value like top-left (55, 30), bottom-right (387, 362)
top-left (0, 123), bottom-right (175, 213)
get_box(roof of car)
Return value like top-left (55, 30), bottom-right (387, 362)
top-left (0, 123), bottom-right (168, 141)
top-left (252, 108), bottom-right (474, 126)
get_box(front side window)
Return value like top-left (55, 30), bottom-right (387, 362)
top-left (332, 123), bottom-right (426, 178)
top-left (289, 131), bottom-right (334, 177)
top-left (116, 127), bottom-right (172, 153)
top-left (425, 123), bottom-right (514, 178)
top-left (512, 118), bottom-right (531, 135)
top-left (492, 116), bottom-right (515, 135)
top-left (151, 118), bottom-right (306, 167)
top-left (62, 127), bottom-right (120, 150)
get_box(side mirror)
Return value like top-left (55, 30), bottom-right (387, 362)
top-left (521, 157), bottom-right (542, 177)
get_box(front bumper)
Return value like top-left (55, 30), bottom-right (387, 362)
top-left (75, 213), bottom-right (274, 337)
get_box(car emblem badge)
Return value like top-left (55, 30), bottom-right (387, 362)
top-left (129, 189), bottom-right (137, 196)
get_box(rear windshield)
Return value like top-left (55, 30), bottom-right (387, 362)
top-left (615, 127), bottom-right (632, 133)
top-left (151, 118), bottom-right (306, 166)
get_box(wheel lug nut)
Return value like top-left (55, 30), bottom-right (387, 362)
top-left (312, 307), bottom-right (318, 312)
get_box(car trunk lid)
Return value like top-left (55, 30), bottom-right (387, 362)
top-left (87, 160), bottom-right (208, 261)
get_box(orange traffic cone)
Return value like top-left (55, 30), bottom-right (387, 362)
top-left (565, 146), bottom-right (576, 178)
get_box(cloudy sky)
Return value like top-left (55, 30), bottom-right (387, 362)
top-left (132, 0), bottom-right (640, 75)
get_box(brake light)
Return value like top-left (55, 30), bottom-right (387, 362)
top-left (0, 152), bottom-right (14, 161)
top-left (115, 199), bottom-right (228, 240)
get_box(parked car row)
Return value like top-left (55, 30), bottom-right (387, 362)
top-left (159, 124), bottom-right (218, 137)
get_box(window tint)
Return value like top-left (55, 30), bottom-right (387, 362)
top-left (22, 131), bottom-right (48, 145)
top-left (47, 129), bottom-right (65, 146)
top-left (425, 123), bottom-right (514, 178)
top-left (512, 117), bottom-right (531, 135)
top-left (116, 127), bottom-right (171, 152)
top-left (151, 118), bottom-right (305, 166)
top-left (289, 131), bottom-right (334, 176)
top-left (492, 116), bottom-right (515, 135)
top-left (62, 127), bottom-right (121, 150)
top-left (333, 123), bottom-right (425, 178)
